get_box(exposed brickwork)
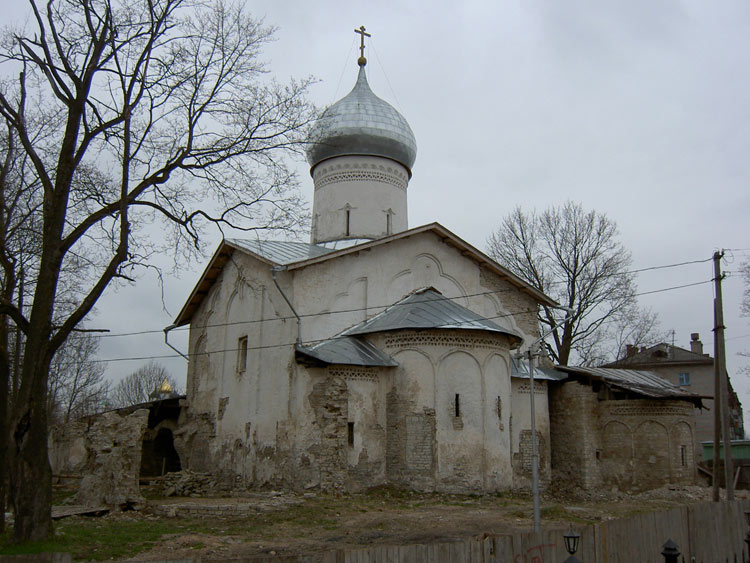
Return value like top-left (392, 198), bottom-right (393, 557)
top-left (308, 374), bottom-right (349, 493)
top-left (386, 387), bottom-right (437, 490)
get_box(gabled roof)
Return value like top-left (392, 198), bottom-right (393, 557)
top-left (173, 222), bottom-right (557, 327)
top-left (555, 365), bottom-right (708, 405)
top-left (343, 287), bottom-right (523, 344)
top-left (603, 343), bottom-right (713, 368)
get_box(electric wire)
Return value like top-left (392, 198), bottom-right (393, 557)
top-left (89, 276), bottom-right (716, 364)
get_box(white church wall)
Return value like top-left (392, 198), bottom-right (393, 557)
top-left (482, 353), bottom-right (514, 489)
top-left (435, 350), bottom-right (484, 492)
top-left (291, 231), bottom-right (531, 347)
top-left (180, 229), bottom-right (549, 493)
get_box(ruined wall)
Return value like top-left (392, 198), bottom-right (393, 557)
top-left (73, 409), bottom-right (149, 508)
top-left (49, 421), bottom-right (89, 476)
top-left (549, 380), bottom-right (696, 492)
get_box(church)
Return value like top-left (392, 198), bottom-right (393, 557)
top-left (171, 33), bottom-right (564, 493)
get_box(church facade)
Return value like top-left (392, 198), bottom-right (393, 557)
top-left (172, 43), bottom-right (560, 493)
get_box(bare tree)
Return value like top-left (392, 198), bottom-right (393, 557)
top-left (0, 0), bottom-right (315, 541)
top-left (110, 360), bottom-right (179, 407)
top-left (0, 122), bottom-right (42, 533)
top-left (487, 202), bottom-right (640, 366)
top-left (47, 331), bottom-right (109, 424)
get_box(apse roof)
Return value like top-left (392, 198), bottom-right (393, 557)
top-left (342, 287), bottom-right (523, 344)
top-left (295, 337), bottom-right (397, 368)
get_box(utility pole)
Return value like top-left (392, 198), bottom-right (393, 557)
top-left (713, 250), bottom-right (734, 500)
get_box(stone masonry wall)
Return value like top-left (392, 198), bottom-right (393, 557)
top-left (549, 381), bottom-right (697, 492)
top-left (548, 381), bottom-right (600, 489)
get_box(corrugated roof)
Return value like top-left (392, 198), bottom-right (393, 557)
top-left (227, 239), bottom-right (334, 266)
top-left (342, 288), bottom-right (523, 343)
top-left (556, 365), bottom-right (708, 402)
top-left (295, 337), bottom-right (397, 367)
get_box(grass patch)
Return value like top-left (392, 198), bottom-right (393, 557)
top-left (0, 518), bottom-right (185, 561)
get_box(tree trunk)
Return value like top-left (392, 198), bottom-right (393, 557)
top-left (9, 352), bottom-right (53, 542)
top-left (0, 314), bottom-right (8, 533)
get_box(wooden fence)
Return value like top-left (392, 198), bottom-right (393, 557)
top-left (307, 499), bottom-right (750, 563)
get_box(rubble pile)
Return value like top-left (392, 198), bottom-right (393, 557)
top-left (162, 470), bottom-right (223, 497)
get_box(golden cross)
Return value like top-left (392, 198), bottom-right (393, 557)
top-left (354, 26), bottom-right (371, 59)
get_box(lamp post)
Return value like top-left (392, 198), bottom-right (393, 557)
top-left (528, 344), bottom-right (540, 533)
top-left (563, 528), bottom-right (581, 563)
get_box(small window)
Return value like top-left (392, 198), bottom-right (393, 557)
top-left (386, 210), bottom-right (393, 235)
top-left (680, 445), bottom-right (687, 466)
top-left (454, 394), bottom-right (461, 417)
top-left (678, 372), bottom-right (690, 386)
top-left (237, 336), bottom-right (248, 373)
top-left (496, 396), bottom-right (502, 419)
top-left (345, 208), bottom-right (351, 236)
top-left (347, 422), bottom-right (354, 447)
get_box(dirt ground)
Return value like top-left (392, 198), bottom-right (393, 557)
top-left (88, 483), bottom-right (750, 561)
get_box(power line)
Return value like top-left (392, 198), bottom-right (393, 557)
top-left (94, 274), bottom-right (715, 341)
top-left (89, 277), bottom-right (715, 363)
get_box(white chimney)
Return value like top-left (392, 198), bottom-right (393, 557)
top-left (690, 333), bottom-right (703, 355)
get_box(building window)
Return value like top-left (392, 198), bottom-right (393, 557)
top-left (678, 372), bottom-right (690, 386)
top-left (345, 208), bottom-right (351, 236)
top-left (237, 336), bottom-right (248, 373)
top-left (454, 394), bottom-right (461, 418)
top-left (347, 422), bottom-right (355, 447)
top-left (680, 445), bottom-right (687, 467)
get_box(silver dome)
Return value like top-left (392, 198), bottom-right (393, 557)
top-left (306, 65), bottom-right (417, 174)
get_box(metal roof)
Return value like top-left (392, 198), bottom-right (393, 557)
top-left (511, 357), bottom-right (567, 381)
top-left (306, 65), bottom-right (417, 173)
top-left (295, 337), bottom-right (397, 367)
top-left (555, 365), bottom-right (708, 402)
top-left (227, 239), bottom-right (334, 266)
top-left (343, 287), bottom-right (523, 343)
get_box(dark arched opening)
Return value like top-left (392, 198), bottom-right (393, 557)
top-left (140, 427), bottom-right (182, 477)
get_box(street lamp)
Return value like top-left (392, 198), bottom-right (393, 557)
top-left (661, 539), bottom-right (680, 563)
top-left (563, 528), bottom-right (580, 563)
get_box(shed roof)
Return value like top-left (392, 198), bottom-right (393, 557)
top-left (555, 365), bottom-right (708, 404)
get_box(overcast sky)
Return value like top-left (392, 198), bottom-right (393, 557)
top-left (7, 1), bottom-right (750, 413)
